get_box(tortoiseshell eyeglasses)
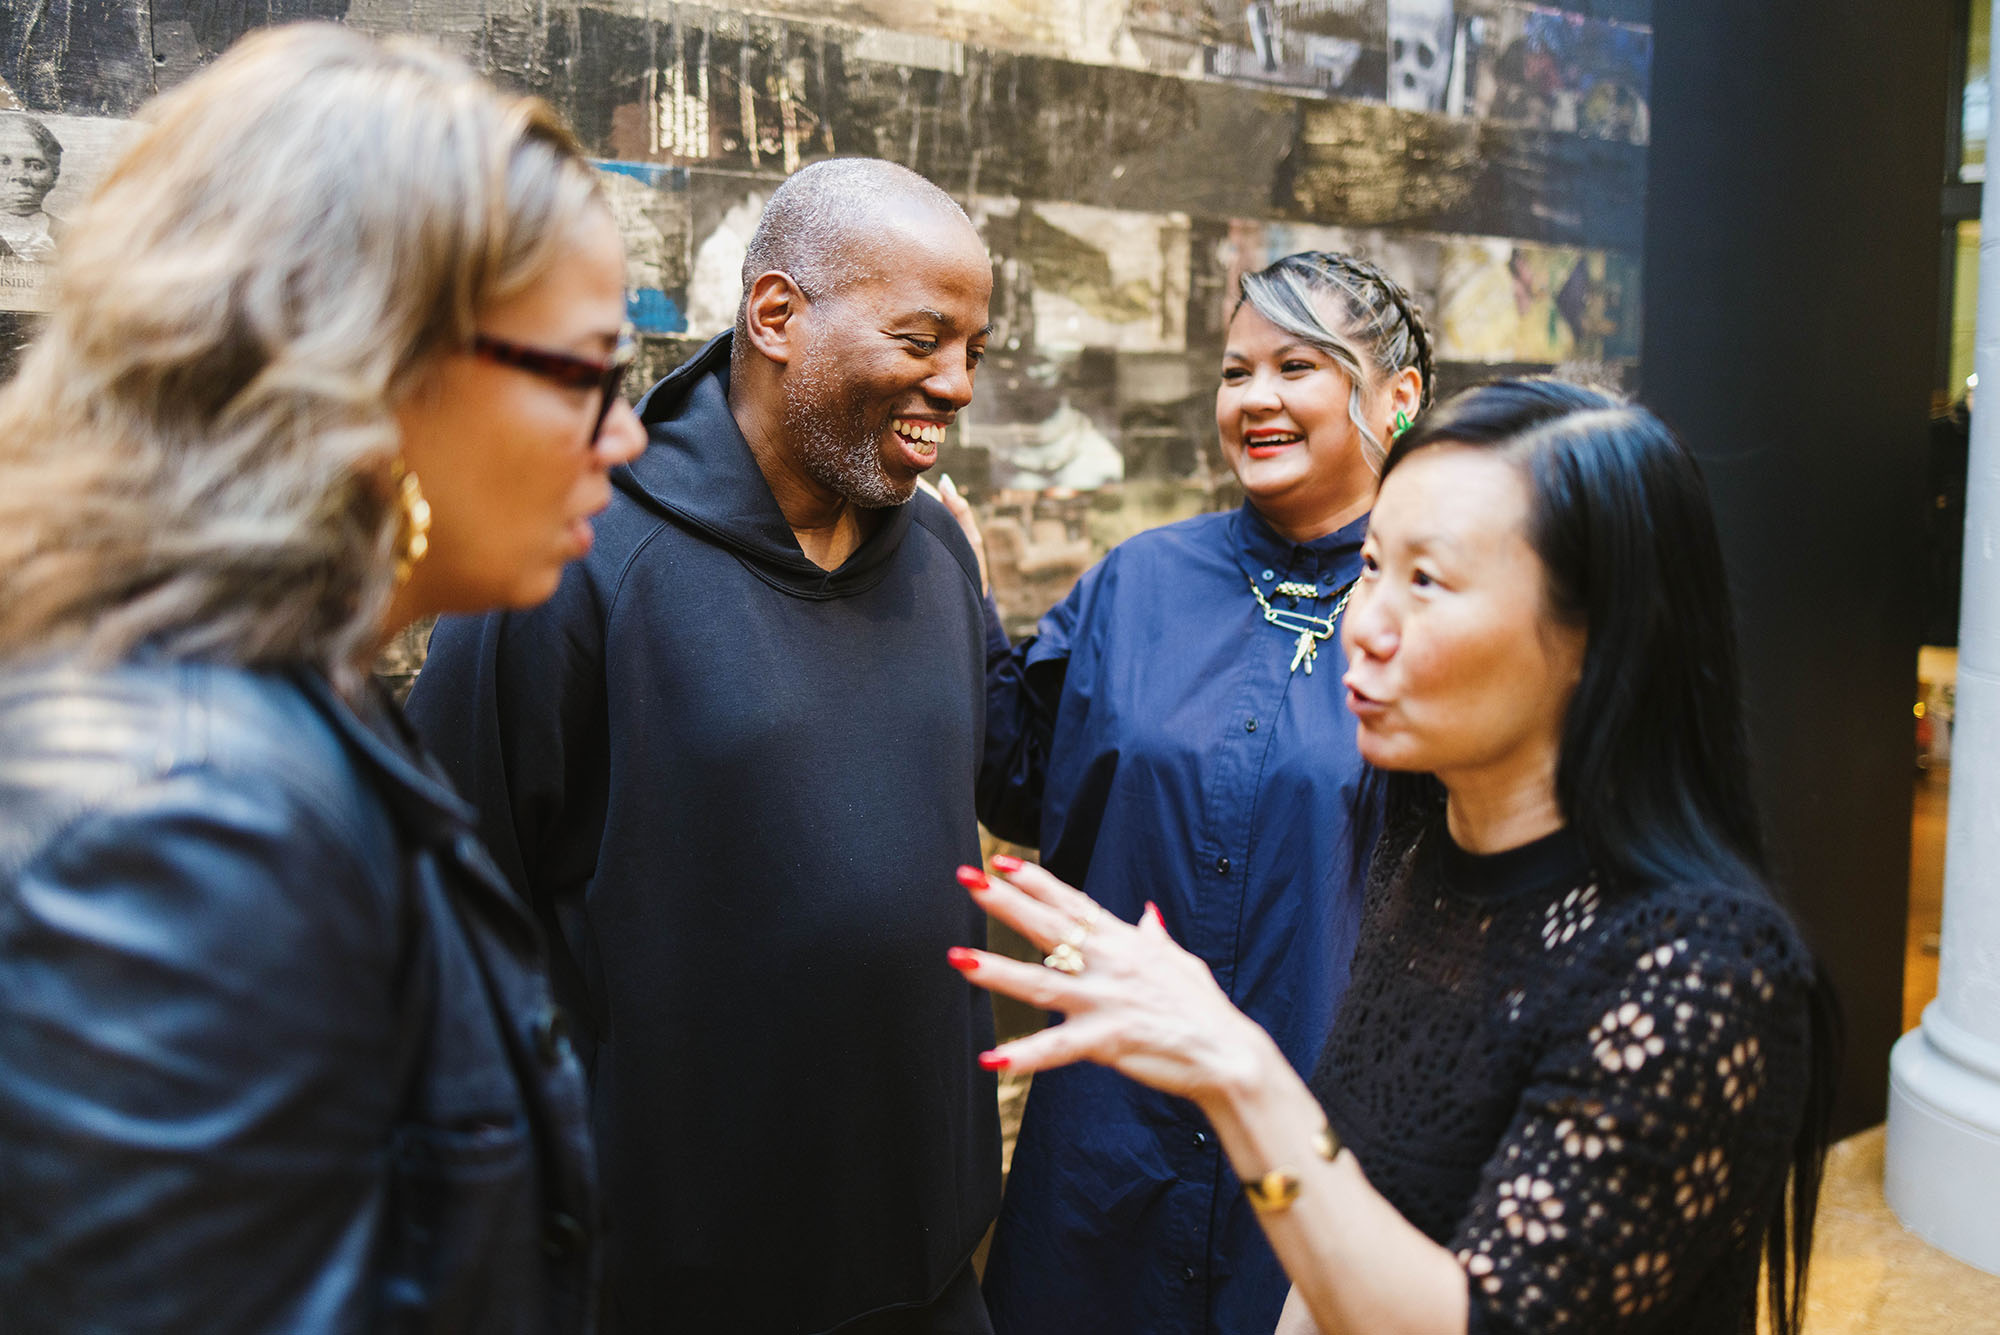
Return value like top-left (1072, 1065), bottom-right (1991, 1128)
top-left (470, 322), bottom-right (638, 444)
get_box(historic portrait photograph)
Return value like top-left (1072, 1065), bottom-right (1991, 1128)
top-left (0, 111), bottom-right (132, 311)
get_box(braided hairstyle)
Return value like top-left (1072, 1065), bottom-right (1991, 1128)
top-left (1234, 250), bottom-right (1437, 471)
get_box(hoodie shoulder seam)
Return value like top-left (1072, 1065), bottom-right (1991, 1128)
top-left (602, 504), bottom-right (683, 626)
top-left (908, 497), bottom-right (983, 598)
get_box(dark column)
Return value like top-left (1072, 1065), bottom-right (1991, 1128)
top-left (1640, 2), bottom-right (1951, 1134)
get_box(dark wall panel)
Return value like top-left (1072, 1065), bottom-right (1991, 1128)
top-left (1640, 1), bottom-right (1948, 1134)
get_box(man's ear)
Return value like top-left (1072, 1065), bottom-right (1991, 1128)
top-left (741, 271), bottom-right (807, 366)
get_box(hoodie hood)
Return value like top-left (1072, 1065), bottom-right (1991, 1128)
top-left (616, 331), bottom-right (916, 599)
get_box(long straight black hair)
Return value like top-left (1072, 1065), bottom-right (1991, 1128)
top-left (1373, 379), bottom-right (1840, 1335)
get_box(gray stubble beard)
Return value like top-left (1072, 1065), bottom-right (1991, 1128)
top-left (779, 358), bottom-right (915, 509)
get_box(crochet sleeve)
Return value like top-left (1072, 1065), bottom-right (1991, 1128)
top-left (1449, 896), bottom-right (1813, 1335)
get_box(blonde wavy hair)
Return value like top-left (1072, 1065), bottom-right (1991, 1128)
top-left (0, 23), bottom-right (605, 692)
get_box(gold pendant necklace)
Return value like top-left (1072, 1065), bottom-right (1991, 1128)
top-left (1248, 576), bottom-right (1354, 675)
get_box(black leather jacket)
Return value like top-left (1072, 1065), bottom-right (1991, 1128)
top-left (0, 661), bottom-right (599, 1333)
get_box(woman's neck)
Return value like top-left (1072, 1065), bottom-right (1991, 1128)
top-left (1439, 753), bottom-right (1566, 855)
top-left (1249, 491), bottom-right (1371, 546)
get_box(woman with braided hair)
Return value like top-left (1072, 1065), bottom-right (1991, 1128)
top-left (963, 251), bottom-right (1435, 1335)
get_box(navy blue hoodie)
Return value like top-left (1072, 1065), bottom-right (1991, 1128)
top-left (408, 333), bottom-right (1000, 1333)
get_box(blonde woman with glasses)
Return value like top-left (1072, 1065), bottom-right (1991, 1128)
top-left (0, 25), bottom-right (642, 1332)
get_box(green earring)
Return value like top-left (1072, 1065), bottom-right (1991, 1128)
top-left (1393, 409), bottom-right (1413, 437)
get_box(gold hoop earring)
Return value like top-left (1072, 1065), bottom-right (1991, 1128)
top-left (391, 462), bottom-right (432, 586)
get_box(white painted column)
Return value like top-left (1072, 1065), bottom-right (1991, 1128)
top-left (1884, 0), bottom-right (2000, 1275)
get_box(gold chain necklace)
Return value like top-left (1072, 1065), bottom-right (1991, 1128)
top-left (1248, 576), bottom-right (1354, 675)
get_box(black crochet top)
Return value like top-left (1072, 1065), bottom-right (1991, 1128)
top-left (1308, 810), bottom-right (1814, 1335)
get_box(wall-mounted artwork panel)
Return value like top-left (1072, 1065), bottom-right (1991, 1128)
top-left (1433, 236), bottom-right (1637, 365)
top-left (348, 4), bottom-right (1644, 250)
top-left (0, 0), bottom-right (1651, 632)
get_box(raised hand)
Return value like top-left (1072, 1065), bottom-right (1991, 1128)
top-left (948, 857), bottom-right (1271, 1107)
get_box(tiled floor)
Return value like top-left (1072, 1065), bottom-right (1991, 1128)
top-left (1793, 757), bottom-right (2000, 1333)
top-left (1793, 1126), bottom-right (2000, 1334)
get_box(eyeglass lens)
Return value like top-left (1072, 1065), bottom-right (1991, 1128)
top-left (592, 348), bottom-right (634, 443)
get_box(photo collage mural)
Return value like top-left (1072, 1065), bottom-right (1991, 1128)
top-left (2, 0), bottom-right (1651, 636)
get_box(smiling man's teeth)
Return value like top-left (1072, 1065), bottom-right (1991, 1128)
top-left (893, 419), bottom-right (947, 445)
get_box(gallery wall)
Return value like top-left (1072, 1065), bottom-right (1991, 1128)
top-left (3, 0), bottom-right (1652, 633)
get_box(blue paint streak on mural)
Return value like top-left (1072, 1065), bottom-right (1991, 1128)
top-left (627, 289), bottom-right (685, 334)
top-left (593, 159), bottom-right (689, 190)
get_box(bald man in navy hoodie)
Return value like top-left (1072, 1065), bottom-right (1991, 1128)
top-left (410, 159), bottom-right (999, 1335)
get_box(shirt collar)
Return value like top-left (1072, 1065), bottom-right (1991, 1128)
top-left (1232, 501), bottom-right (1369, 589)
top-left (297, 668), bottom-right (479, 844)
top-left (300, 670), bottom-right (542, 931)
top-left (1434, 819), bottom-right (1593, 903)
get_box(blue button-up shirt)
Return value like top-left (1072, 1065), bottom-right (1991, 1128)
top-left (977, 503), bottom-right (1377, 1335)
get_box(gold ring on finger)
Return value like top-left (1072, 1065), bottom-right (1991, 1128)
top-left (1060, 903), bottom-right (1104, 951)
top-left (1043, 941), bottom-right (1087, 975)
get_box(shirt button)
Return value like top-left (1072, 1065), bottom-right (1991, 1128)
top-left (1193, 1130), bottom-right (1209, 1148)
top-left (1244, 718), bottom-right (1258, 733)
top-left (1214, 855), bottom-right (1230, 875)
top-left (532, 1004), bottom-right (572, 1066)
top-left (1260, 568), bottom-right (1275, 581)
top-left (1181, 1264), bottom-right (1197, 1282)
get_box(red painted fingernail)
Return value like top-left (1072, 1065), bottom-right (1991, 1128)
top-left (978, 1050), bottom-right (1012, 1070)
top-left (1144, 901), bottom-right (1163, 925)
top-left (956, 865), bottom-right (989, 891)
top-left (947, 947), bottom-right (980, 972)
top-left (991, 854), bottom-right (1023, 873)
